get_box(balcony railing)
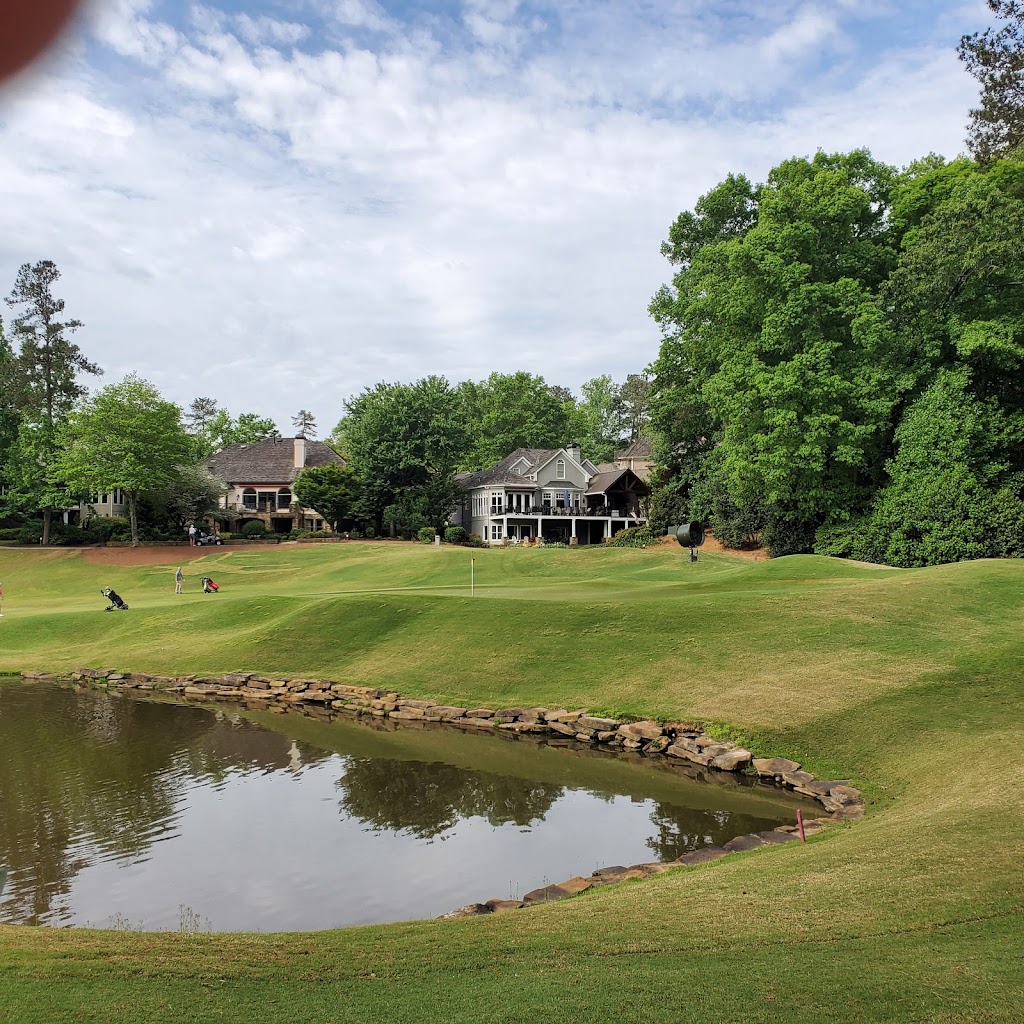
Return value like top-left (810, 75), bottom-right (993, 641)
top-left (225, 500), bottom-right (295, 514)
top-left (490, 505), bottom-right (642, 518)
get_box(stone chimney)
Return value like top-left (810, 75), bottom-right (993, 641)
top-left (567, 442), bottom-right (581, 464)
top-left (293, 436), bottom-right (306, 469)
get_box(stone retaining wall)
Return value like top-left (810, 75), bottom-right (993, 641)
top-left (18, 668), bottom-right (866, 919)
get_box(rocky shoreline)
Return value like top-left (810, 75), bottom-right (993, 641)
top-left (17, 667), bottom-right (866, 919)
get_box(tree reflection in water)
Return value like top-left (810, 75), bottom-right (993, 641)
top-left (0, 684), bottom-right (318, 925)
top-left (336, 757), bottom-right (564, 840)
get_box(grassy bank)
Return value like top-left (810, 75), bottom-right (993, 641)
top-left (1, 542), bottom-right (1022, 1023)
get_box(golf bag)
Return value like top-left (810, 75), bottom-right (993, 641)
top-left (101, 587), bottom-right (129, 611)
top-left (201, 576), bottom-right (219, 593)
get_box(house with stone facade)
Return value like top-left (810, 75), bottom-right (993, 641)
top-left (612, 436), bottom-right (654, 481)
top-left (453, 444), bottom-right (649, 545)
top-left (206, 435), bottom-right (345, 535)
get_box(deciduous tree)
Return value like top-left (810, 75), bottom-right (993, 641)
top-left (293, 463), bottom-right (359, 532)
top-left (54, 376), bottom-right (192, 546)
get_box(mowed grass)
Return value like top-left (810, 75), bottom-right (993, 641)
top-left (1, 541), bottom-right (1022, 1023)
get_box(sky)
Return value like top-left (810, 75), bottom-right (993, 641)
top-left (0, 0), bottom-right (993, 436)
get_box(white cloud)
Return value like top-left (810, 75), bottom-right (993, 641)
top-left (0, 0), bottom-right (985, 431)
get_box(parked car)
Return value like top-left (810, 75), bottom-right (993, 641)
top-left (195, 530), bottom-right (223, 546)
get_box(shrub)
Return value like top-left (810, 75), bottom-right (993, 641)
top-left (219, 532), bottom-right (233, 541)
top-left (444, 525), bottom-right (468, 545)
top-left (418, 526), bottom-right (437, 544)
top-left (241, 520), bottom-right (267, 538)
top-left (348, 528), bottom-right (363, 539)
top-left (608, 525), bottom-right (658, 548)
top-left (17, 525), bottom-right (42, 544)
top-left (466, 533), bottom-right (486, 547)
top-left (364, 526), bottom-right (376, 539)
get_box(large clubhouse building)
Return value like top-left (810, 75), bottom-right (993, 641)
top-left (453, 444), bottom-right (649, 545)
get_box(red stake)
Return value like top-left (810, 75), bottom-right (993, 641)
top-left (796, 809), bottom-right (806, 843)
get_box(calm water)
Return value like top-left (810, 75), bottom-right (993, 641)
top-left (0, 680), bottom-right (812, 931)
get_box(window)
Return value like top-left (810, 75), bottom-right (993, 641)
top-left (242, 488), bottom-right (257, 510)
top-left (490, 492), bottom-right (504, 514)
top-left (278, 488), bottom-right (292, 510)
top-left (473, 495), bottom-right (483, 516)
top-left (556, 459), bottom-right (565, 479)
top-left (490, 524), bottom-right (503, 540)
top-left (543, 491), bottom-right (552, 507)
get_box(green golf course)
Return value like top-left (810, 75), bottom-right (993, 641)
top-left (0, 541), bottom-right (1022, 1023)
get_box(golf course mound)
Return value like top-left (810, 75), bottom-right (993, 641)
top-left (0, 543), bottom-right (1021, 1023)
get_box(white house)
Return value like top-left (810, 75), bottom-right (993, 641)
top-left (453, 444), bottom-right (649, 545)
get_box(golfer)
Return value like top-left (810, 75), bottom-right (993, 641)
top-left (0, 580), bottom-right (4, 616)
top-left (188, 524), bottom-right (197, 546)
top-left (175, 566), bottom-right (183, 594)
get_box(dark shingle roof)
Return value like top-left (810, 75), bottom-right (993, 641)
top-left (616, 437), bottom-right (653, 461)
top-left (458, 448), bottom-right (558, 489)
top-left (206, 437), bottom-right (344, 485)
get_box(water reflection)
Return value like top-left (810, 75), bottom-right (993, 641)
top-left (0, 681), bottom-right (814, 931)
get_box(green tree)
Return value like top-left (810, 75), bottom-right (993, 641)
top-left (148, 464), bottom-right (226, 533)
top-left (618, 373), bottom-right (652, 442)
top-left (0, 316), bottom-right (20, 489)
top-left (650, 151), bottom-right (909, 554)
top-left (54, 376), bottom-right (193, 546)
top-left (232, 412), bottom-right (279, 444)
top-left (339, 377), bottom-right (469, 535)
top-left (571, 375), bottom-right (624, 464)
top-left (292, 409), bottom-right (317, 439)
top-left (4, 260), bottom-right (101, 542)
top-left (959, 1), bottom-right (1024, 164)
top-left (458, 372), bottom-right (573, 470)
top-left (293, 463), bottom-right (359, 532)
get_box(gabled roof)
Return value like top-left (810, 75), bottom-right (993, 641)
top-left (585, 467), bottom-right (649, 496)
top-left (616, 436), bottom-right (654, 461)
top-left (206, 436), bottom-right (344, 485)
top-left (458, 448), bottom-right (560, 489)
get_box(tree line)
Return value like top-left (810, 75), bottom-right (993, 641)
top-left (646, 0), bottom-right (1024, 565)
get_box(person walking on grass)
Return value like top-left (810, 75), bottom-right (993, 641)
top-left (0, 580), bottom-right (4, 617)
top-left (175, 566), bottom-right (183, 594)
top-left (188, 523), bottom-right (197, 546)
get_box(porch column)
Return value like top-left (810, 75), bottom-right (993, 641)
top-left (570, 518), bottom-right (578, 546)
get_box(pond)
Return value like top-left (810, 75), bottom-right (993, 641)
top-left (0, 679), bottom-right (814, 931)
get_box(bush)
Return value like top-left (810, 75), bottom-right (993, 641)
top-left (466, 533), bottom-right (486, 547)
top-left (444, 525), bottom-right (468, 545)
top-left (17, 526), bottom-right (41, 545)
top-left (348, 528), bottom-right (363, 539)
top-left (241, 520), bottom-right (267, 538)
top-left (418, 526), bottom-right (437, 544)
top-left (219, 532), bottom-right (233, 541)
top-left (364, 526), bottom-right (376, 539)
top-left (608, 525), bottom-right (658, 548)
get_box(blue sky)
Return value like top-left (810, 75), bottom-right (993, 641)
top-left (0, 0), bottom-right (992, 435)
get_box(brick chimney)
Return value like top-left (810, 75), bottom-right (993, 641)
top-left (293, 436), bottom-right (306, 469)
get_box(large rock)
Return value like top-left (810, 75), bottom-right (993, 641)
top-left (545, 710), bottom-right (584, 724)
top-left (756, 830), bottom-right (800, 845)
top-left (711, 748), bottom-right (753, 771)
top-left (523, 884), bottom-right (570, 905)
top-left (752, 757), bottom-right (802, 776)
top-left (578, 716), bottom-right (620, 731)
top-left (548, 721), bottom-right (577, 737)
top-left (722, 834), bottom-right (767, 853)
top-left (617, 721), bottom-right (664, 741)
top-left (484, 899), bottom-right (524, 913)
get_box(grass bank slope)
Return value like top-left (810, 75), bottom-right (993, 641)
top-left (1, 543), bottom-right (1022, 1023)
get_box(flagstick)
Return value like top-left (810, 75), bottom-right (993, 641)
top-left (471, 557), bottom-right (475, 597)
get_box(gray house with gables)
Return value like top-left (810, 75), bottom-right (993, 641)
top-left (453, 444), bottom-right (649, 545)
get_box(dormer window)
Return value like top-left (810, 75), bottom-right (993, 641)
top-left (556, 459), bottom-right (565, 479)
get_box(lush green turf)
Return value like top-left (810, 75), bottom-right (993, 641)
top-left (1, 542), bottom-right (1022, 1023)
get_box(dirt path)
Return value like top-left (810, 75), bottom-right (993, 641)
top-left (655, 532), bottom-right (765, 560)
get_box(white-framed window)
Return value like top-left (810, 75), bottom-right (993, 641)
top-left (490, 524), bottom-right (503, 540)
top-left (556, 459), bottom-right (565, 479)
top-left (473, 495), bottom-right (484, 516)
top-left (543, 491), bottom-right (552, 507)
top-left (490, 492), bottom-right (504, 514)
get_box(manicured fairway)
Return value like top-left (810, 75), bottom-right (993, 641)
top-left (0, 542), bottom-right (1022, 1023)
